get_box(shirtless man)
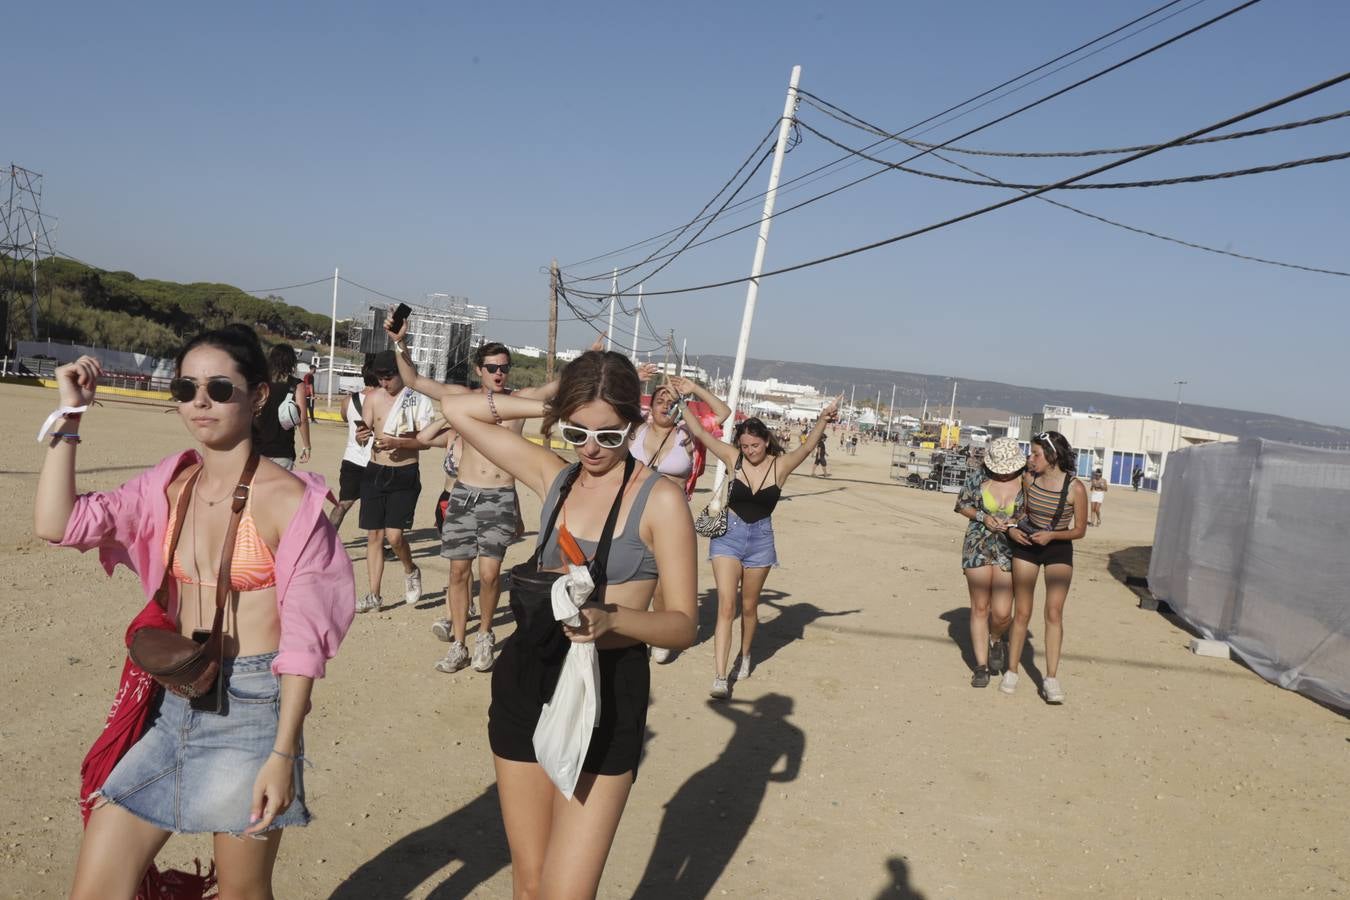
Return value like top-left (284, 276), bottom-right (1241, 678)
top-left (387, 317), bottom-right (582, 674)
top-left (354, 350), bottom-right (435, 614)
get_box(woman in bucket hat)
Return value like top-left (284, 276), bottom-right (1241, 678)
top-left (953, 436), bottom-right (1025, 687)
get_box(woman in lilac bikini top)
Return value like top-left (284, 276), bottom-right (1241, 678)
top-left (631, 374), bottom-right (731, 487)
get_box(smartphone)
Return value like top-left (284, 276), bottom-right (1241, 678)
top-left (390, 302), bottom-right (413, 333)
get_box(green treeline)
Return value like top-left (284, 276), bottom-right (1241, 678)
top-left (2, 256), bottom-right (334, 358)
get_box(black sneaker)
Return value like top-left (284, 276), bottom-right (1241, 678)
top-left (988, 638), bottom-right (1007, 676)
top-left (970, 665), bottom-right (991, 688)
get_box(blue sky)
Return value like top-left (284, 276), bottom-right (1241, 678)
top-left (13, 1), bottom-right (1350, 425)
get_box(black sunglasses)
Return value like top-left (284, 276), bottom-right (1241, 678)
top-left (169, 376), bottom-right (247, 404)
top-left (482, 363), bottom-right (511, 374)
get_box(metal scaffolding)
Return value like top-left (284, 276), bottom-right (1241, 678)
top-left (1, 164), bottom-right (56, 349)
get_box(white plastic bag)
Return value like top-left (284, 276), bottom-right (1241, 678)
top-left (532, 565), bottom-right (600, 799)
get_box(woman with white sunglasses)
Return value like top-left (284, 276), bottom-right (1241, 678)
top-left (442, 348), bottom-right (698, 898)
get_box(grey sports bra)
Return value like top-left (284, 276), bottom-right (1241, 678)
top-left (538, 465), bottom-right (661, 584)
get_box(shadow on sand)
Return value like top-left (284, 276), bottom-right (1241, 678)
top-left (328, 785), bottom-right (508, 899)
top-left (875, 855), bottom-right (927, 898)
top-left (634, 693), bottom-right (803, 898)
top-left (939, 607), bottom-right (1043, 690)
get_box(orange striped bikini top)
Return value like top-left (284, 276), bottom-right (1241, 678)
top-left (163, 491), bottom-right (277, 591)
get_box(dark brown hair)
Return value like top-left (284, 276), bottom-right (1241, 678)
top-left (474, 341), bottom-right (511, 367)
top-left (733, 417), bottom-right (784, 456)
top-left (542, 350), bottom-right (645, 436)
top-left (1034, 430), bottom-right (1077, 473)
top-left (176, 324), bottom-right (269, 386)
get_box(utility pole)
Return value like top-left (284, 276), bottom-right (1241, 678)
top-left (606, 268), bottom-right (617, 352)
top-left (948, 381), bottom-right (959, 423)
top-left (887, 384), bottom-right (896, 441)
top-left (1, 165), bottom-right (56, 345)
top-left (1171, 380), bottom-right (1188, 452)
top-left (711, 65), bottom-right (802, 499)
top-left (660, 328), bottom-right (674, 388)
top-left (629, 284), bottom-right (643, 364)
top-left (326, 267), bottom-right (339, 408)
top-left (679, 338), bottom-right (687, 378)
top-left (546, 259), bottom-right (559, 381)
top-left (849, 384), bottom-right (855, 424)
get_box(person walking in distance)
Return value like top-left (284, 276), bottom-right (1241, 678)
top-left (683, 398), bottom-right (842, 699)
top-left (35, 327), bottom-right (354, 899)
top-left (330, 358), bottom-right (379, 529)
top-left (354, 350), bottom-right (435, 614)
top-left (254, 344), bottom-right (311, 471)
top-left (1005, 431), bottom-right (1088, 703)
top-left (386, 317), bottom-right (580, 674)
top-left (1088, 469), bottom-right (1108, 527)
top-left (953, 437), bottom-right (1025, 688)
top-left (811, 432), bottom-right (830, 477)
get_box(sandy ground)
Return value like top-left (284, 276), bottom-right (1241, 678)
top-left (0, 381), bottom-right (1346, 899)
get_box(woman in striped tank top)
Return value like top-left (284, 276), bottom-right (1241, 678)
top-left (1004, 431), bottom-right (1088, 703)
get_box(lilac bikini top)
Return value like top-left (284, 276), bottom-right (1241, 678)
top-left (631, 421), bottom-right (693, 478)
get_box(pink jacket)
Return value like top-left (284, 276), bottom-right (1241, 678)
top-left (56, 450), bottom-right (355, 678)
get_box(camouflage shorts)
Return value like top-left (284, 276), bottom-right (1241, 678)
top-left (441, 483), bottom-right (518, 561)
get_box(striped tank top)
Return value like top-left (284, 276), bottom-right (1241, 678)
top-left (1024, 474), bottom-right (1074, 531)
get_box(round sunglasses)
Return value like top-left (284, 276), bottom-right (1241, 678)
top-left (169, 376), bottom-right (249, 404)
top-left (559, 422), bottom-right (632, 449)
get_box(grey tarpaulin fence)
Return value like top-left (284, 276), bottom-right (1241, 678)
top-left (1148, 438), bottom-right (1350, 709)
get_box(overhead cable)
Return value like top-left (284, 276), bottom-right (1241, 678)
top-left (573, 70), bottom-right (1350, 298)
top-left (557, 0), bottom-right (1198, 281)
top-left (800, 91), bottom-right (1350, 158)
top-left (819, 103), bottom-right (1350, 277)
top-left (562, 0), bottom-right (1269, 299)
top-left (795, 118), bottom-right (1350, 189)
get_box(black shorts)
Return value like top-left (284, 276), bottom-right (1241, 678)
top-left (338, 460), bottom-right (365, 503)
top-left (358, 462), bottom-right (421, 531)
top-left (1011, 537), bottom-right (1074, 568)
top-left (488, 640), bottom-right (649, 779)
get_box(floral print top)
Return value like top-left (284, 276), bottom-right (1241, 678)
top-left (954, 470), bottom-right (1025, 572)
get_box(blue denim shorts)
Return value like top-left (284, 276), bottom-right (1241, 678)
top-left (93, 652), bottom-right (310, 835)
top-left (708, 511), bottom-right (778, 568)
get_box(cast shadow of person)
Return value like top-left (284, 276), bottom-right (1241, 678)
top-left (875, 855), bottom-right (927, 899)
top-left (755, 595), bottom-right (861, 668)
top-left (328, 784), bottom-right (508, 899)
top-left (938, 607), bottom-right (1043, 687)
top-left (634, 693), bottom-right (803, 898)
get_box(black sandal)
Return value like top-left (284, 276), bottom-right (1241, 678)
top-left (970, 665), bottom-right (991, 688)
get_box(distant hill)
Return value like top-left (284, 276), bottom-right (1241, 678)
top-left (697, 354), bottom-right (1350, 446)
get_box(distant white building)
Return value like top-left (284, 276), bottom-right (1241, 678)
top-left (1046, 415), bottom-right (1237, 490)
top-left (742, 377), bottom-right (817, 398)
top-left (555, 348), bottom-right (583, 363)
top-left (510, 345), bottom-right (545, 359)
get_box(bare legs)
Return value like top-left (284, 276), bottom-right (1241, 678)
top-left (1090, 501), bottom-right (1102, 526)
top-left (711, 556), bottom-right (770, 678)
top-left (1007, 558), bottom-right (1040, 675)
top-left (447, 558), bottom-right (474, 643)
top-left (476, 557), bottom-right (504, 636)
top-left (72, 803), bottom-right (284, 900)
top-left (1007, 558), bottom-right (1073, 678)
top-left (328, 499), bottom-right (356, 528)
top-left (494, 756), bottom-right (632, 899)
top-left (365, 529), bottom-right (385, 596)
top-left (963, 566), bottom-right (994, 667)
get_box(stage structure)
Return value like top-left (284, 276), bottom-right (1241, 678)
top-left (349, 293), bottom-right (487, 385)
top-left (1, 164), bottom-right (56, 350)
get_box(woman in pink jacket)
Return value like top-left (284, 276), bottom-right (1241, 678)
top-left (34, 324), bottom-right (355, 900)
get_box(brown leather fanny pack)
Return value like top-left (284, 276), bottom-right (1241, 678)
top-left (129, 454), bottom-right (260, 713)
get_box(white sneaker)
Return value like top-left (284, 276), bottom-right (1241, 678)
top-left (431, 617), bottom-right (452, 642)
top-left (356, 592), bottom-right (382, 614)
top-left (404, 566), bottom-right (422, 607)
top-left (999, 671), bottom-right (1019, 695)
top-left (469, 596), bottom-right (479, 618)
top-left (471, 630), bottom-right (496, 672)
top-left (1042, 676), bottom-right (1066, 704)
top-left (736, 655), bottom-right (751, 680)
top-left (709, 676), bottom-right (730, 700)
top-left (651, 647), bottom-right (671, 664)
top-left (434, 641), bottom-right (469, 673)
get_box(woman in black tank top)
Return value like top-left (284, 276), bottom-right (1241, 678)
top-left (683, 395), bottom-right (841, 700)
top-left (436, 333), bottom-right (698, 899)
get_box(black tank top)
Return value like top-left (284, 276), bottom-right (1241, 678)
top-left (254, 375), bottom-right (302, 458)
top-left (728, 458), bottom-right (779, 523)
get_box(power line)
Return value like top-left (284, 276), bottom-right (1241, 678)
top-left (556, 0), bottom-right (1199, 281)
top-left (802, 92), bottom-right (1350, 158)
top-left (795, 118), bottom-right (1350, 190)
top-left (579, 70), bottom-right (1350, 298)
top-left (563, 0), bottom-right (1269, 299)
top-left (820, 102), bottom-right (1350, 278)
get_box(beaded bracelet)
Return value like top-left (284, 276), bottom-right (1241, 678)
top-left (49, 432), bottom-right (82, 445)
top-left (486, 389), bottom-right (502, 425)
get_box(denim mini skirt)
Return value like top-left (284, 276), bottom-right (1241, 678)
top-left (708, 511), bottom-right (778, 568)
top-left (93, 652), bottom-right (310, 835)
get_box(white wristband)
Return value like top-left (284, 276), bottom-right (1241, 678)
top-left (37, 405), bottom-right (88, 444)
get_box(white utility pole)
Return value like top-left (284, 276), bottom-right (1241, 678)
top-left (326, 267), bottom-right (339, 407)
top-left (849, 384), bottom-right (856, 425)
top-left (711, 65), bottom-right (802, 500)
top-left (679, 338), bottom-right (687, 378)
top-left (606, 268), bottom-right (617, 352)
top-left (887, 384), bottom-right (896, 441)
top-left (629, 285), bottom-right (643, 364)
top-left (1171, 380), bottom-right (1188, 451)
top-left (948, 381), bottom-right (958, 423)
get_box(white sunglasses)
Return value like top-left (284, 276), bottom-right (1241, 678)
top-left (559, 421), bottom-right (632, 449)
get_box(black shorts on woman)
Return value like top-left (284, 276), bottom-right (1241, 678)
top-left (488, 456), bottom-right (653, 779)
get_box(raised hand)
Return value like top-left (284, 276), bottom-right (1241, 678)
top-left (667, 375), bottom-right (695, 396)
top-left (637, 363), bottom-right (660, 381)
top-left (383, 306), bottom-right (409, 343)
top-left (820, 393), bottom-right (843, 422)
top-left (54, 355), bottom-right (102, 408)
